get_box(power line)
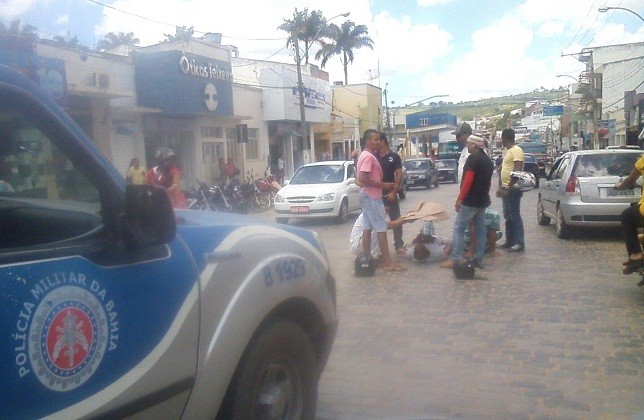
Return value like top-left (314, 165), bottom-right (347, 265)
top-left (83, 0), bottom-right (287, 41)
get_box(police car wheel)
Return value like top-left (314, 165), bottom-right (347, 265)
top-left (221, 320), bottom-right (318, 419)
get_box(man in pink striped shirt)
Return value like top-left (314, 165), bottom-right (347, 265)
top-left (356, 129), bottom-right (405, 272)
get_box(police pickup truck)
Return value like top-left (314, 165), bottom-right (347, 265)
top-left (0, 64), bottom-right (337, 418)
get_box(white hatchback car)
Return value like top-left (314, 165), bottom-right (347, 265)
top-left (274, 161), bottom-right (361, 223)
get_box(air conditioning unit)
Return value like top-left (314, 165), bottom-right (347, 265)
top-left (90, 73), bottom-right (110, 89)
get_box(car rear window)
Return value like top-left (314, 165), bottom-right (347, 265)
top-left (573, 153), bottom-right (642, 177)
top-left (403, 160), bottom-right (428, 170)
top-left (524, 155), bottom-right (536, 163)
top-left (436, 160), bottom-right (456, 168)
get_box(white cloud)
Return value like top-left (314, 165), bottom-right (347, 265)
top-left (0, 0), bottom-right (40, 20)
top-left (94, 0), bottom-right (373, 85)
top-left (416, 0), bottom-right (455, 5)
top-left (56, 15), bottom-right (69, 25)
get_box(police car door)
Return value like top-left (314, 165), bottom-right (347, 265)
top-left (0, 76), bottom-right (199, 418)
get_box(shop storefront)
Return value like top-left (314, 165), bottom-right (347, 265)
top-left (134, 49), bottom-right (236, 187)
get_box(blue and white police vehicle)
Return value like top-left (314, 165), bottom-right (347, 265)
top-left (0, 64), bottom-right (337, 418)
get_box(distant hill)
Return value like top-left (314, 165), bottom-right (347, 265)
top-left (398, 89), bottom-right (568, 121)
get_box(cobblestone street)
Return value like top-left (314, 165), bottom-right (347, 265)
top-left (274, 178), bottom-right (644, 419)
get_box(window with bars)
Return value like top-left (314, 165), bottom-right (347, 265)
top-left (246, 128), bottom-right (259, 160)
top-left (200, 126), bottom-right (223, 139)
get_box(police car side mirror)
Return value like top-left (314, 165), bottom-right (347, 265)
top-left (122, 185), bottom-right (176, 249)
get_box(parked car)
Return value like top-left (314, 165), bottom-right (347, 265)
top-left (435, 159), bottom-right (458, 183)
top-left (402, 158), bottom-right (440, 189)
top-left (398, 166), bottom-right (408, 199)
top-left (537, 149), bottom-right (643, 238)
top-left (274, 160), bottom-right (360, 223)
top-left (605, 145), bottom-right (641, 150)
top-left (523, 153), bottom-right (541, 187)
top-left (0, 64), bottom-right (337, 418)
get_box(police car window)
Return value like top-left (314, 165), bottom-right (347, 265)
top-left (0, 96), bottom-right (102, 249)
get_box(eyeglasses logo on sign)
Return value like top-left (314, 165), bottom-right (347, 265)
top-left (204, 83), bottom-right (218, 111)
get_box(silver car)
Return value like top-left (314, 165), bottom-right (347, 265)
top-left (537, 149), bottom-right (643, 238)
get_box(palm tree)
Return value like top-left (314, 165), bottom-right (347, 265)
top-left (315, 20), bottom-right (374, 85)
top-left (278, 8), bottom-right (326, 65)
top-left (97, 32), bottom-right (139, 51)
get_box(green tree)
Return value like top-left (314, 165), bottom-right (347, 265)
top-left (315, 20), bottom-right (374, 85)
top-left (278, 8), bottom-right (326, 65)
top-left (52, 35), bottom-right (81, 48)
top-left (97, 31), bottom-right (139, 51)
top-left (163, 26), bottom-right (194, 43)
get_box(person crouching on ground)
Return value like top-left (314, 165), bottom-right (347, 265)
top-left (356, 129), bottom-right (404, 272)
top-left (464, 207), bottom-right (502, 257)
top-left (349, 208), bottom-right (411, 264)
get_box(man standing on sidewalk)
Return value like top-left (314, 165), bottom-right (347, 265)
top-left (356, 129), bottom-right (403, 272)
top-left (497, 128), bottom-right (525, 253)
top-left (441, 135), bottom-right (494, 269)
top-left (377, 132), bottom-right (405, 252)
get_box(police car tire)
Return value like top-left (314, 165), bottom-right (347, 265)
top-left (221, 320), bottom-right (318, 419)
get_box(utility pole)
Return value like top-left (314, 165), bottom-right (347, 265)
top-left (384, 83), bottom-right (391, 139)
top-left (295, 41), bottom-right (307, 159)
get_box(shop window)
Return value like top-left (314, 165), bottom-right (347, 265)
top-left (225, 127), bottom-right (236, 141)
top-left (200, 126), bottom-right (223, 139)
top-left (246, 128), bottom-right (259, 160)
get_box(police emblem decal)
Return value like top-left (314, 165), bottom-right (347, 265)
top-left (29, 286), bottom-right (108, 391)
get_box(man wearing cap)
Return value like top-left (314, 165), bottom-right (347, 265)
top-left (497, 128), bottom-right (525, 252)
top-left (441, 135), bottom-right (494, 269)
top-left (454, 122), bottom-right (472, 182)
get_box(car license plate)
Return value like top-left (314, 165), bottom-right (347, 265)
top-left (605, 188), bottom-right (634, 197)
top-left (291, 206), bottom-right (309, 214)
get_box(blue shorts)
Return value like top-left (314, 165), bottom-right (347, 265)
top-left (359, 191), bottom-right (388, 233)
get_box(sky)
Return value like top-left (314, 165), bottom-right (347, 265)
top-left (2, 0), bottom-right (643, 106)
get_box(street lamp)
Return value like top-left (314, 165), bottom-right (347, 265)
top-left (295, 12), bottom-right (350, 162)
top-left (598, 6), bottom-right (644, 22)
top-left (398, 94), bottom-right (448, 158)
top-left (404, 94), bottom-right (449, 107)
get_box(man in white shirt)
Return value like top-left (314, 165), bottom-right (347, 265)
top-left (455, 122), bottom-right (472, 182)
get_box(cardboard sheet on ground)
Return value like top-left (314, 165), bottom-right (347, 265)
top-left (401, 201), bottom-right (449, 223)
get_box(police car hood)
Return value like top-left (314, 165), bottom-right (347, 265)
top-left (174, 209), bottom-right (323, 271)
top-left (281, 183), bottom-right (342, 197)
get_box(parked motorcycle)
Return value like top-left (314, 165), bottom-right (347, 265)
top-left (242, 171), bottom-right (271, 212)
top-left (255, 169), bottom-right (282, 207)
top-left (185, 181), bottom-right (232, 212)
